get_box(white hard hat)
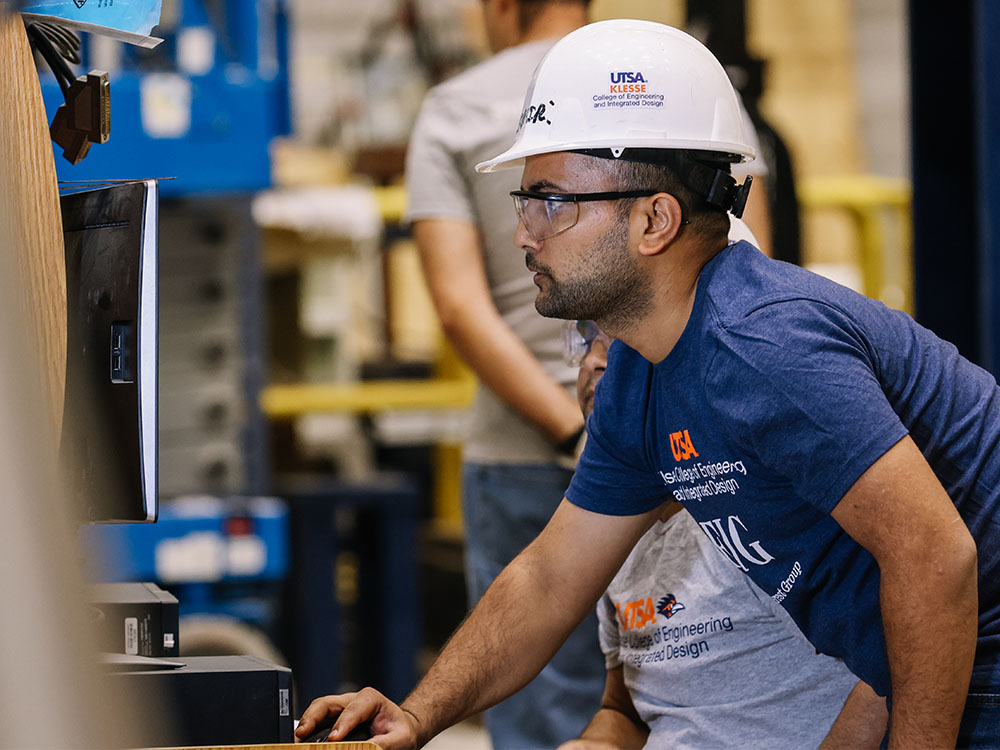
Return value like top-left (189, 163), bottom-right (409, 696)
top-left (476, 19), bottom-right (756, 174)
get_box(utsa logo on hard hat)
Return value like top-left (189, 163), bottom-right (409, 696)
top-left (609, 70), bottom-right (648, 94)
top-left (610, 71), bottom-right (647, 83)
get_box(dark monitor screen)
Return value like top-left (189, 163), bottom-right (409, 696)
top-left (60, 180), bottom-right (158, 523)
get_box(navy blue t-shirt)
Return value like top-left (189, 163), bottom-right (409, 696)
top-left (567, 242), bottom-right (1000, 696)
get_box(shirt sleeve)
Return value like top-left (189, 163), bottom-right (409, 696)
top-left (404, 90), bottom-right (477, 225)
top-left (567, 345), bottom-right (674, 516)
top-left (597, 593), bottom-right (623, 670)
top-left (706, 298), bottom-right (909, 513)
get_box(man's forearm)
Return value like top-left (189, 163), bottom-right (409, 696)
top-left (573, 707), bottom-right (648, 749)
top-left (831, 439), bottom-right (979, 748)
top-left (399, 500), bottom-right (660, 747)
top-left (560, 665), bottom-right (647, 750)
top-left (819, 681), bottom-right (887, 749)
top-left (441, 308), bottom-right (584, 444)
top-left (400, 538), bottom-right (606, 744)
top-left (881, 535), bottom-right (977, 747)
top-left (413, 219), bottom-right (584, 445)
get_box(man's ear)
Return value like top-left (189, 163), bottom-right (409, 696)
top-left (635, 193), bottom-right (685, 257)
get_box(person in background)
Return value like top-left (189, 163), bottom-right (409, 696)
top-left (404, 2), bottom-right (601, 746)
top-left (559, 319), bottom-right (888, 750)
top-left (405, 3), bottom-right (770, 745)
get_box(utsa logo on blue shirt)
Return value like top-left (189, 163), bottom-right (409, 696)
top-left (657, 594), bottom-right (686, 619)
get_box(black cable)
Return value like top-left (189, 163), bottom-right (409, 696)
top-left (24, 21), bottom-right (75, 94)
top-left (35, 21), bottom-right (81, 64)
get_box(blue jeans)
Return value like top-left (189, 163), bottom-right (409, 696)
top-left (879, 692), bottom-right (1000, 748)
top-left (463, 463), bottom-right (605, 750)
top-left (958, 692), bottom-right (1000, 748)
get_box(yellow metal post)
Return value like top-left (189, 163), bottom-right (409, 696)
top-left (798, 175), bottom-right (913, 313)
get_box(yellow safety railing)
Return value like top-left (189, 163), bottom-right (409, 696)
top-left (260, 184), bottom-right (472, 529)
top-left (261, 343), bottom-right (475, 530)
top-left (797, 175), bottom-right (913, 313)
top-left (261, 375), bottom-right (475, 418)
top-left (372, 184), bottom-right (407, 225)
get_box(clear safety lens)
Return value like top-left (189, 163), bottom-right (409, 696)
top-left (513, 194), bottom-right (580, 241)
top-left (563, 319), bottom-right (604, 367)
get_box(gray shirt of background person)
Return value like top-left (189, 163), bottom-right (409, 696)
top-left (406, 39), bottom-right (570, 464)
top-left (599, 509), bottom-right (858, 749)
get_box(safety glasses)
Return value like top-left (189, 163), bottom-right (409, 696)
top-left (563, 319), bottom-right (610, 367)
top-left (510, 188), bottom-right (659, 241)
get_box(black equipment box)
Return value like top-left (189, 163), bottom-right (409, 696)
top-left (105, 655), bottom-right (293, 746)
top-left (88, 582), bottom-right (179, 657)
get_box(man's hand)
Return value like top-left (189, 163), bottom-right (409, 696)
top-left (295, 688), bottom-right (420, 748)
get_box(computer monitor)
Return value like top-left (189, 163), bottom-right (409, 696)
top-left (60, 179), bottom-right (158, 523)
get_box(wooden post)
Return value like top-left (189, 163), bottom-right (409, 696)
top-left (0, 8), bottom-right (66, 436)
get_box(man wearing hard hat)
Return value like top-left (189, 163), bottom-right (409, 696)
top-left (298, 20), bottom-right (1000, 749)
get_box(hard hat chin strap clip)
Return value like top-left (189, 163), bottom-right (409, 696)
top-left (730, 176), bottom-right (753, 219)
top-left (679, 161), bottom-right (753, 219)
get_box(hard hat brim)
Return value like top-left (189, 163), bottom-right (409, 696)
top-left (476, 138), bottom-right (757, 174)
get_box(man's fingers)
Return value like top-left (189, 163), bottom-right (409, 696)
top-left (329, 687), bottom-right (386, 740)
top-left (295, 687), bottom-right (419, 748)
top-left (294, 692), bottom-right (357, 739)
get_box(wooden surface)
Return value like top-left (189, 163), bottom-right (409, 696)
top-left (0, 11), bottom-right (108, 748)
top-left (0, 9), bottom-right (67, 436)
top-left (154, 743), bottom-right (381, 749)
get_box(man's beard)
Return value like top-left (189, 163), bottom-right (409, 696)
top-left (529, 220), bottom-right (654, 329)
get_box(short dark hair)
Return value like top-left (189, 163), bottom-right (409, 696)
top-left (517, 0), bottom-right (591, 34)
top-left (598, 155), bottom-right (731, 244)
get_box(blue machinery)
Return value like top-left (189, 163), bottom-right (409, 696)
top-left (38, 0), bottom-right (290, 195)
top-left (45, 0), bottom-right (422, 707)
top-left (81, 484), bottom-right (421, 706)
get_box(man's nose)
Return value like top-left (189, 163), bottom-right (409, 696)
top-left (584, 352), bottom-right (607, 374)
top-left (514, 217), bottom-right (538, 251)
top-left (590, 348), bottom-right (608, 372)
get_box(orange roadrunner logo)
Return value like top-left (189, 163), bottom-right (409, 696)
top-left (616, 594), bottom-right (687, 630)
top-left (656, 594), bottom-right (686, 619)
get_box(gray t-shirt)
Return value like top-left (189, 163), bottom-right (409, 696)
top-left (406, 40), bottom-right (766, 464)
top-left (599, 510), bottom-right (857, 749)
top-left (406, 39), bottom-right (580, 465)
